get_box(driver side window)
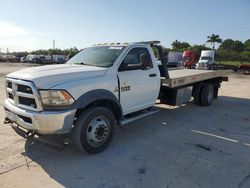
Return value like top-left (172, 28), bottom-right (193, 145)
top-left (119, 48), bottom-right (152, 71)
top-left (123, 48), bottom-right (140, 66)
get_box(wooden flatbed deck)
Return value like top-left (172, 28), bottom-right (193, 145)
top-left (161, 69), bottom-right (232, 88)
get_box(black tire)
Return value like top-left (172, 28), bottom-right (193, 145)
top-left (72, 106), bottom-right (116, 154)
top-left (193, 84), bottom-right (202, 105)
top-left (200, 84), bottom-right (214, 106)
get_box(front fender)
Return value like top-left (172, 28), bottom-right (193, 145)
top-left (72, 89), bottom-right (123, 120)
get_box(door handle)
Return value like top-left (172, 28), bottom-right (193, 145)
top-left (149, 73), bottom-right (157, 77)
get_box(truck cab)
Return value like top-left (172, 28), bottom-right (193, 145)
top-left (4, 42), bottom-right (162, 152)
top-left (196, 50), bottom-right (215, 70)
top-left (183, 51), bottom-right (196, 68)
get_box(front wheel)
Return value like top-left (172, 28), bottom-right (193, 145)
top-left (73, 107), bottom-right (116, 153)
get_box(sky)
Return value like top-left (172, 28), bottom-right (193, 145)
top-left (0, 0), bottom-right (250, 52)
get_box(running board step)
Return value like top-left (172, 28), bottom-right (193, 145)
top-left (118, 108), bottom-right (159, 126)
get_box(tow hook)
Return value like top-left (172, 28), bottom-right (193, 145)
top-left (25, 131), bottom-right (36, 138)
top-left (4, 118), bottom-right (12, 124)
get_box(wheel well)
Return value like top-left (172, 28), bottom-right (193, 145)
top-left (75, 99), bottom-right (122, 121)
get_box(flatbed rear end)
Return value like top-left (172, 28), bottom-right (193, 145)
top-left (159, 68), bottom-right (232, 106)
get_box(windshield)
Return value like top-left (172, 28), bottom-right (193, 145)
top-left (201, 56), bottom-right (212, 61)
top-left (67, 46), bottom-right (124, 67)
top-left (183, 56), bottom-right (191, 61)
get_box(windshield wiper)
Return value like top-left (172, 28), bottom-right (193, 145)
top-left (75, 62), bottom-right (86, 65)
top-left (74, 62), bottom-right (108, 68)
top-left (75, 62), bottom-right (99, 67)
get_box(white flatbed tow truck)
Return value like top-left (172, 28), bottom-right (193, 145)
top-left (4, 41), bottom-right (231, 153)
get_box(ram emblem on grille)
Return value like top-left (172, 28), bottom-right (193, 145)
top-left (12, 87), bottom-right (16, 98)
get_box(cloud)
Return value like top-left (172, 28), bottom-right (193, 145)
top-left (0, 21), bottom-right (51, 52)
top-left (0, 21), bottom-right (27, 37)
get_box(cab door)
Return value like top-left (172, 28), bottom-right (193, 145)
top-left (117, 47), bottom-right (160, 115)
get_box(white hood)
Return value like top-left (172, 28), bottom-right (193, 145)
top-left (7, 64), bottom-right (107, 89)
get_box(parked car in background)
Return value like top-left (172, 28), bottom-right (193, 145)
top-left (3, 55), bottom-right (18, 62)
top-left (26, 55), bottom-right (38, 62)
top-left (20, 57), bottom-right (26, 62)
top-left (24, 54), bottom-right (69, 64)
top-left (52, 55), bottom-right (69, 64)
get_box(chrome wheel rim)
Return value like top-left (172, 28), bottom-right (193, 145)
top-left (86, 116), bottom-right (110, 147)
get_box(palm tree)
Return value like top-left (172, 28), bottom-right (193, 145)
top-left (171, 40), bottom-right (182, 50)
top-left (171, 40), bottom-right (190, 50)
top-left (206, 34), bottom-right (222, 50)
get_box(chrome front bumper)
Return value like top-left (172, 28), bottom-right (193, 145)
top-left (197, 63), bottom-right (210, 70)
top-left (4, 99), bottom-right (76, 134)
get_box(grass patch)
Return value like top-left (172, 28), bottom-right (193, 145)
top-left (218, 61), bottom-right (250, 66)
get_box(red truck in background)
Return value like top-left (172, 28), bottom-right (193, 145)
top-left (183, 51), bottom-right (196, 68)
top-left (239, 64), bottom-right (250, 74)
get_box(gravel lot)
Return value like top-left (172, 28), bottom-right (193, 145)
top-left (0, 63), bottom-right (250, 188)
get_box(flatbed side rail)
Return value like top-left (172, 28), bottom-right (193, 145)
top-left (161, 69), bottom-right (233, 88)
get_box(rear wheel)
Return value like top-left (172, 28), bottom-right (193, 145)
top-left (200, 84), bottom-right (214, 106)
top-left (73, 107), bottom-right (116, 153)
top-left (193, 84), bottom-right (202, 105)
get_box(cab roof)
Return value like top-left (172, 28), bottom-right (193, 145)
top-left (93, 41), bottom-right (160, 47)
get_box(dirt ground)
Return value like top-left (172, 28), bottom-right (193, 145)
top-left (0, 63), bottom-right (250, 188)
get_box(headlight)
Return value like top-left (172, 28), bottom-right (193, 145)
top-left (39, 90), bottom-right (74, 109)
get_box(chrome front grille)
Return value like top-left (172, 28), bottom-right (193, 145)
top-left (6, 78), bottom-right (43, 111)
top-left (198, 63), bottom-right (206, 69)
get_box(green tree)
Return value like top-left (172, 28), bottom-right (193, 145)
top-left (218, 39), bottom-right (234, 51)
top-left (217, 39), bottom-right (249, 62)
top-left (232, 40), bottom-right (244, 52)
top-left (171, 40), bottom-right (181, 50)
top-left (30, 47), bottom-right (79, 57)
top-left (171, 40), bottom-right (190, 51)
top-left (11, 51), bottom-right (29, 58)
top-left (189, 44), bottom-right (211, 57)
top-left (218, 39), bottom-right (244, 52)
top-left (241, 51), bottom-right (250, 62)
top-left (151, 46), bottom-right (169, 58)
top-left (180, 42), bottom-right (190, 49)
top-left (67, 47), bottom-right (79, 58)
top-left (206, 34), bottom-right (222, 49)
top-left (244, 39), bottom-right (250, 51)
top-left (216, 49), bottom-right (241, 62)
